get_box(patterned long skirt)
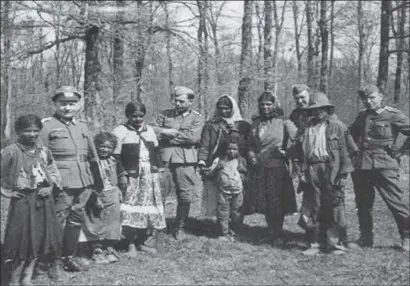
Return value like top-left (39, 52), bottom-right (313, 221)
top-left (244, 166), bottom-right (297, 217)
top-left (120, 161), bottom-right (166, 230)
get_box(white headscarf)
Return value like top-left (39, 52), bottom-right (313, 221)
top-left (212, 94), bottom-right (243, 125)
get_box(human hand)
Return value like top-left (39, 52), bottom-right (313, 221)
top-left (38, 185), bottom-right (54, 198)
top-left (335, 173), bottom-right (349, 187)
top-left (197, 160), bottom-right (207, 169)
top-left (1, 187), bottom-right (24, 199)
top-left (161, 128), bottom-right (179, 138)
top-left (95, 196), bottom-right (104, 210)
top-left (119, 176), bottom-right (128, 192)
top-left (118, 190), bottom-right (123, 203)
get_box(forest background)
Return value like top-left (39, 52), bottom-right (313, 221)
top-left (1, 0), bottom-right (409, 140)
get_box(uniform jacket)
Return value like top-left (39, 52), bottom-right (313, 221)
top-left (39, 114), bottom-right (94, 189)
top-left (198, 118), bottom-right (251, 166)
top-left (294, 116), bottom-right (354, 177)
top-left (1, 142), bottom-right (61, 190)
top-left (247, 115), bottom-right (288, 168)
top-left (151, 108), bottom-right (204, 164)
top-left (350, 106), bottom-right (410, 170)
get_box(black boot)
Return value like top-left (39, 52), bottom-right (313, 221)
top-left (172, 203), bottom-right (190, 240)
top-left (348, 210), bottom-right (374, 248)
top-left (62, 225), bottom-right (85, 272)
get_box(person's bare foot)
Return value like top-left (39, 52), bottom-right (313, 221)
top-left (125, 244), bottom-right (138, 257)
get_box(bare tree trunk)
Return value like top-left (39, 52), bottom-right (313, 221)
top-left (254, 1), bottom-right (263, 90)
top-left (357, 0), bottom-right (365, 111)
top-left (1, 0), bottom-right (12, 139)
top-left (313, 1), bottom-right (321, 89)
top-left (394, 0), bottom-right (406, 103)
top-left (113, 0), bottom-right (125, 124)
top-left (208, 1), bottom-right (226, 87)
top-left (319, 0), bottom-right (328, 94)
top-left (328, 0), bottom-right (335, 95)
top-left (272, 0), bottom-right (288, 93)
top-left (377, 0), bottom-right (392, 93)
top-left (84, 25), bottom-right (102, 131)
top-left (306, 0), bottom-right (315, 87)
top-left (165, 2), bottom-right (174, 100)
top-left (238, 0), bottom-right (253, 117)
top-left (264, 0), bottom-right (273, 91)
top-left (292, 0), bottom-right (303, 80)
top-left (197, 0), bottom-right (209, 116)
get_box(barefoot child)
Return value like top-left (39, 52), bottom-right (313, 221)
top-left (206, 140), bottom-right (247, 241)
top-left (1, 115), bottom-right (63, 285)
top-left (82, 132), bottom-right (124, 264)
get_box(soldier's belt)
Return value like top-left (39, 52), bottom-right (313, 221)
top-left (361, 140), bottom-right (393, 150)
top-left (54, 153), bottom-right (88, 161)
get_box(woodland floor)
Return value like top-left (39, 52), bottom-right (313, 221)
top-left (1, 160), bottom-right (409, 286)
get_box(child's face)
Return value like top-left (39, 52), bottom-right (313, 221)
top-left (18, 125), bottom-right (41, 146)
top-left (97, 140), bottom-right (114, 159)
top-left (226, 143), bottom-right (239, 159)
top-left (127, 111), bottom-right (145, 129)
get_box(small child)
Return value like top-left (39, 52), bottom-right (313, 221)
top-left (81, 132), bottom-right (125, 264)
top-left (212, 140), bottom-right (247, 241)
top-left (1, 115), bottom-right (63, 285)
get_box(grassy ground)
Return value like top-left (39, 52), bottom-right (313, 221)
top-left (1, 164), bottom-right (409, 286)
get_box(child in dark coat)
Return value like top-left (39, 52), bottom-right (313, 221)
top-left (1, 115), bottom-right (63, 285)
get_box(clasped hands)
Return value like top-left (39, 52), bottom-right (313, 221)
top-left (161, 128), bottom-right (179, 139)
top-left (1, 184), bottom-right (54, 199)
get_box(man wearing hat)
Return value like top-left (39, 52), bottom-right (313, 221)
top-left (349, 84), bottom-right (410, 251)
top-left (290, 91), bottom-right (354, 256)
top-left (39, 86), bottom-right (94, 272)
top-left (151, 86), bottom-right (204, 239)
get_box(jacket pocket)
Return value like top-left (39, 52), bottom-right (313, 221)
top-left (372, 122), bottom-right (392, 139)
top-left (327, 134), bottom-right (340, 150)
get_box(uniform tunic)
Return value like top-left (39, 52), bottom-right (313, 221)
top-left (350, 106), bottom-right (410, 239)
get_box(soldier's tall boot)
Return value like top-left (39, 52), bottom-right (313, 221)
top-left (172, 202), bottom-right (190, 240)
top-left (348, 209), bottom-right (374, 249)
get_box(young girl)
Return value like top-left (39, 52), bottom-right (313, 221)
top-left (204, 140), bottom-right (247, 241)
top-left (81, 132), bottom-right (124, 264)
top-left (1, 115), bottom-right (63, 285)
top-left (112, 101), bottom-right (166, 255)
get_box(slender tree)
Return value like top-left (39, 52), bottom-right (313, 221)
top-left (306, 0), bottom-right (315, 87)
top-left (377, 0), bottom-right (392, 93)
top-left (393, 0), bottom-right (406, 103)
top-left (319, 0), bottom-right (328, 94)
top-left (264, 0), bottom-right (273, 91)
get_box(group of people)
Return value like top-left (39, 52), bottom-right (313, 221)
top-left (1, 83), bottom-right (409, 285)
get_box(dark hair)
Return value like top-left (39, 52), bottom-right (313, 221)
top-left (258, 91), bottom-right (276, 103)
top-left (216, 95), bottom-right (233, 109)
top-left (14, 114), bottom-right (43, 133)
top-left (220, 138), bottom-right (239, 154)
top-left (94, 132), bottom-right (118, 150)
top-left (125, 101), bottom-right (146, 117)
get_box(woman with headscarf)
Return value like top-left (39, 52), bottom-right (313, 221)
top-left (246, 92), bottom-right (297, 247)
top-left (197, 95), bottom-right (251, 223)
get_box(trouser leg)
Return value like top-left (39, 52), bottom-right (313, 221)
top-left (375, 169), bottom-right (410, 239)
top-left (351, 170), bottom-right (376, 241)
top-left (217, 192), bottom-right (230, 236)
top-left (230, 192), bottom-right (244, 234)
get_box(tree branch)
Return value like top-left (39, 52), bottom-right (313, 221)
top-left (20, 35), bottom-right (81, 60)
top-left (388, 49), bottom-right (410, 54)
top-left (390, 1), bottom-right (410, 13)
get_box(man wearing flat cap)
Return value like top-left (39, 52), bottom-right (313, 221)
top-left (349, 84), bottom-right (410, 252)
top-left (39, 86), bottom-right (94, 273)
top-left (289, 91), bottom-right (354, 256)
top-left (151, 86), bottom-right (204, 239)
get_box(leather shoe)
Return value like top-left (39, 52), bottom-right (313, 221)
top-left (63, 257), bottom-right (83, 272)
top-left (401, 238), bottom-right (410, 252)
top-left (48, 260), bottom-right (64, 282)
top-left (172, 228), bottom-right (187, 240)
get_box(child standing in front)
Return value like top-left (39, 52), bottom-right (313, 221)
top-left (1, 115), bottom-right (63, 285)
top-left (81, 132), bottom-right (124, 264)
top-left (210, 140), bottom-right (247, 242)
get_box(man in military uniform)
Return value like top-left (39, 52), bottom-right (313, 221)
top-left (151, 86), bottom-right (204, 240)
top-left (39, 86), bottom-right (94, 271)
top-left (349, 84), bottom-right (410, 251)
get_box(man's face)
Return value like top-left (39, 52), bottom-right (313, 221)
top-left (361, 91), bottom-right (383, 110)
top-left (54, 94), bottom-right (82, 120)
top-left (311, 108), bottom-right (328, 121)
top-left (293, 90), bottom-right (310, 108)
top-left (226, 143), bottom-right (239, 159)
top-left (174, 94), bottom-right (193, 113)
top-left (18, 125), bottom-right (41, 146)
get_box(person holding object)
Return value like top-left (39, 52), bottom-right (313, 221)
top-left (1, 115), bottom-right (63, 285)
top-left (348, 84), bottom-right (410, 252)
top-left (197, 94), bottom-right (251, 222)
top-left (39, 86), bottom-right (94, 272)
top-left (151, 86), bottom-right (204, 240)
top-left (112, 101), bottom-right (166, 255)
top-left (246, 92), bottom-right (297, 247)
top-left (290, 91), bottom-right (354, 256)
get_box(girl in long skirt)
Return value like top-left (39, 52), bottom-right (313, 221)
top-left (1, 115), bottom-right (63, 285)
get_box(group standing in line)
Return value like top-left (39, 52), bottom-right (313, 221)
top-left (1, 83), bottom-right (409, 285)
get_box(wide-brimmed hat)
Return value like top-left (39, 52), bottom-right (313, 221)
top-left (302, 91), bottom-right (334, 110)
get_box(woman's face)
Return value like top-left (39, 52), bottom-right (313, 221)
top-left (127, 110), bottom-right (145, 129)
top-left (311, 108), bottom-right (328, 121)
top-left (217, 104), bottom-right (232, 118)
top-left (258, 100), bottom-right (275, 116)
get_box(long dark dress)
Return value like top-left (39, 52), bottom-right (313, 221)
top-left (1, 143), bottom-right (61, 261)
